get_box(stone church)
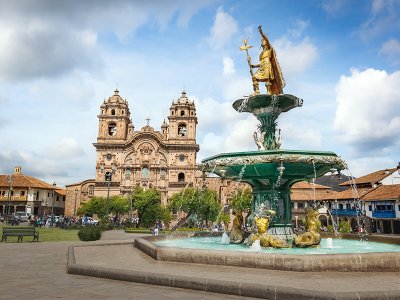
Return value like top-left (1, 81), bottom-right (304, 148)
top-left (65, 89), bottom-right (200, 214)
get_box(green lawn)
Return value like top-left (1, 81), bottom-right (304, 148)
top-left (0, 225), bottom-right (79, 242)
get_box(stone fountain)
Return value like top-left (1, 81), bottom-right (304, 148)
top-left (201, 26), bottom-right (346, 247)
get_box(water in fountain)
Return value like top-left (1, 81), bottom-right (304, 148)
top-left (221, 232), bottom-right (230, 244)
top-left (327, 208), bottom-right (340, 236)
top-left (238, 97), bottom-right (249, 112)
top-left (325, 237), bottom-right (333, 249)
top-left (343, 168), bottom-right (368, 241)
top-left (311, 158), bottom-right (318, 207)
top-left (250, 239), bottom-right (262, 251)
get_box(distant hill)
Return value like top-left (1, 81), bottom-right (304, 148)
top-left (315, 174), bottom-right (353, 192)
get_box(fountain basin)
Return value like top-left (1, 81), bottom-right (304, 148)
top-left (134, 233), bottom-right (400, 272)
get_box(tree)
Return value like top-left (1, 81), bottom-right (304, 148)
top-left (77, 195), bottom-right (130, 219)
top-left (230, 188), bottom-right (252, 215)
top-left (133, 187), bottom-right (169, 227)
top-left (169, 187), bottom-right (221, 228)
top-left (109, 195), bottom-right (130, 218)
top-left (77, 196), bottom-right (106, 217)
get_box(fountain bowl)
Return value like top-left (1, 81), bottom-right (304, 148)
top-left (134, 232), bottom-right (400, 272)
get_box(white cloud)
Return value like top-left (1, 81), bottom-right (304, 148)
top-left (334, 68), bottom-right (400, 154)
top-left (208, 7), bottom-right (238, 49)
top-left (46, 138), bottom-right (85, 159)
top-left (223, 115), bottom-right (258, 152)
top-left (358, 0), bottom-right (400, 42)
top-left (288, 20), bottom-right (309, 39)
top-left (280, 123), bottom-right (322, 149)
top-left (223, 56), bottom-right (235, 75)
top-left (274, 37), bottom-right (318, 79)
top-left (380, 39), bottom-right (400, 64)
top-left (321, 0), bottom-right (349, 16)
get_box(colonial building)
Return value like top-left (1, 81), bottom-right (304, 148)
top-left (65, 89), bottom-right (200, 215)
top-left (0, 166), bottom-right (65, 216)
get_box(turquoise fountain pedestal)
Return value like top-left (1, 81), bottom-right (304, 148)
top-left (202, 94), bottom-right (347, 238)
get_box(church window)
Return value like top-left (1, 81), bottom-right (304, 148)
top-left (178, 124), bottom-right (187, 137)
top-left (171, 111), bottom-right (174, 115)
top-left (160, 169), bottom-right (166, 179)
top-left (111, 109), bottom-right (116, 115)
top-left (180, 110), bottom-right (185, 116)
top-left (142, 167), bottom-right (149, 179)
top-left (125, 169), bottom-right (131, 179)
top-left (122, 110), bottom-right (124, 115)
top-left (178, 172), bottom-right (185, 182)
top-left (191, 111), bottom-right (194, 116)
top-left (108, 123), bottom-right (117, 136)
top-left (88, 185), bottom-right (94, 196)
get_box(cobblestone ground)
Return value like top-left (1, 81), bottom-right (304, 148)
top-left (0, 231), bottom-right (256, 300)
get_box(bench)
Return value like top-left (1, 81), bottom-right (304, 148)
top-left (1, 227), bottom-right (39, 242)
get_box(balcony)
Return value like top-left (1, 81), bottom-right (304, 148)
top-left (0, 195), bottom-right (28, 201)
top-left (169, 182), bottom-right (190, 188)
top-left (372, 210), bottom-right (396, 219)
top-left (330, 208), bottom-right (359, 216)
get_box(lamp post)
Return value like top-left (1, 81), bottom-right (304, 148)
top-left (51, 182), bottom-right (56, 215)
top-left (74, 188), bottom-right (78, 217)
top-left (6, 175), bottom-right (13, 218)
top-left (105, 172), bottom-right (112, 216)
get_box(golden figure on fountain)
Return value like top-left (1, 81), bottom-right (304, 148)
top-left (244, 204), bottom-right (289, 248)
top-left (240, 25), bottom-right (285, 96)
top-left (294, 203), bottom-right (322, 247)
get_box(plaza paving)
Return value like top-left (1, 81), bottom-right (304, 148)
top-left (2, 230), bottom-right (400, 299)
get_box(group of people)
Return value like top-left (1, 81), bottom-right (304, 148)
top-left (152, 220), bottom-right (164, 235)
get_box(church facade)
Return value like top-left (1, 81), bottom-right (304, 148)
top-left (90, 89), bottom-right (199, 206)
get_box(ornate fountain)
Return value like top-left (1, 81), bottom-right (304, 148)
top-left (201, 26), bottom-right (346, 247)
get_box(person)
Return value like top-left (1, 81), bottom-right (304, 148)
top-left (251, 26), bottom-right (285, 95)
top-left (153, 224), bottom-right (159, 236)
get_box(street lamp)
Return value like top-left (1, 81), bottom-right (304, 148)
top-left (74, 188), bottom-right (78, 217)
top-left (105, 163), bottom-right (117, 217)
top-left (51, 182), bottom-right (56, 215)
top-left (6, 175), bottom-right (13, 218)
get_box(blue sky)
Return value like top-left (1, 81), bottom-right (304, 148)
top-left (0, 0), bottom-right (399, 186)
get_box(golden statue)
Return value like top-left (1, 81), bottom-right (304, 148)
top-left (230, 212), bottom-right (244, 244)
top-left (294, 205), bottom-right (322, 247)
top-left (244, 211), bottom-right (289, 248)
top-left (240, 25), bottom-right (285, 95)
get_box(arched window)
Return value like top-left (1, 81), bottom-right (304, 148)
top-left (178, 172), bottom-right (185, 182)
top-left (178, 124), bottom-right (187, 137)
top-left (111, 109), bottom-right (116, 115)
top-left (125, 169), bottom-right (131, 179)
top-left (88, 185), bottom-right (94, 196)
top-left (122, 110), bottom-right (124, 115)
top-left (142, 167), bottom-right (149, 179)
top-left (108, 122), bottom-right (117, 136)
top-left (160, 169), bottom-right (166, 179)
top-left (180, 110), bottom-right (185, 116)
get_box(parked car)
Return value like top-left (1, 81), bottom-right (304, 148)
top-left (83, 217), bottom-right (99, 225)
top-left (13, 211), bottom-right (32, 222)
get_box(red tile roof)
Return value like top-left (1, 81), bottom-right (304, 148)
top-left (291, 181), bottom-right (330, 189)
top-left (361, 184), bottom-right (400, 201)
top-left (0, 173), bottom-right (56, 189)
top-left (340, 168), bottom-right (397, 186)
top-left (291, 181), bottom-right (336, 201)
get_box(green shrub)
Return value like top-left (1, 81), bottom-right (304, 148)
top-left (99, 218), bottom-right (113, 231)
top-left (78, 226), bottom-right (102, 241)
top-left (339, 220), bottom-right (351, 233)
top-left (327, 225), bottom-right (334, 233)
